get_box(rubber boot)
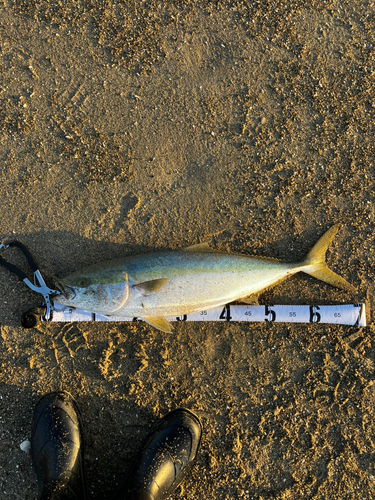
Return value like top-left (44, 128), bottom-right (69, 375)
top-left (31, 391), bottom-right (88, 500)
top-left (112, 408), bottom-right (202, 500)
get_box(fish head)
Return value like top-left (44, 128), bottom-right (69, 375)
top-left (54, 269), bottom-right (130, 314)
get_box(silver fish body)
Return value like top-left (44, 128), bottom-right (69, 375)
top-left (54, 225), bottom-right (355, 332)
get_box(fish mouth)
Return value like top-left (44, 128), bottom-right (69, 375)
top-left (53, 284), bottom-right (76, 302)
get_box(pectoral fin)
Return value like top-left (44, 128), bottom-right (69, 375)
top-left (134, 278), bottom-right (170, 296)
top-left (143, 316), bottom-right (173, 333)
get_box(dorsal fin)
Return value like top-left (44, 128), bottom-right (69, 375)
top-left (182, 242), bottom-right (214, 253)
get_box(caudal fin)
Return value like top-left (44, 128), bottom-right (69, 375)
top-left (302, 224), bottom-right (356, 292)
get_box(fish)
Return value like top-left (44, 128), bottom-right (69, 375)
top-left (54, 224), bottom-right (355, 332)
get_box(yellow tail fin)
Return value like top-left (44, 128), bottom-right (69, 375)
top-left (302, 225), bottom-right (356, 292)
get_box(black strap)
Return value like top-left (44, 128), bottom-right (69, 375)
top-left (0, 241), bottom-right (39, 282)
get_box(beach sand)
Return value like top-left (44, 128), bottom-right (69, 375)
top-left (0, 1), bottom-right (374, 498)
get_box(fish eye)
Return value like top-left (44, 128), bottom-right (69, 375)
top-left (77, 278), bottom-right (90, 287)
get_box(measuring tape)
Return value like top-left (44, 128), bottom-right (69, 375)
top-left (35, 303), bottom-right (366, 327)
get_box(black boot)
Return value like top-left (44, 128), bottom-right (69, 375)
top-left (112, 408), bottom-right (202, 500)
top-left (31, 391), bottom-right (88, 500)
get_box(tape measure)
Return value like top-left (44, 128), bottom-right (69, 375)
top-left (26, 303), bottom-right (365, 328)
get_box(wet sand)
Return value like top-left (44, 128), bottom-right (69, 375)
top-left (0, 1), bottom-right (374, 498)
